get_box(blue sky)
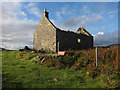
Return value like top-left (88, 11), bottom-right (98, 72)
top-left (1, 2), bottom-right (119, 50)
top-left (21, 2), bottom-right (118, 34)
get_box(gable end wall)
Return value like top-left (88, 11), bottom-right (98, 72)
top-left (33, 17), bottom-right (57, 52)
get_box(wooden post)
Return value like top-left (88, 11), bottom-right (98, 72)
top-left (58, 42), bottom-right (59, 52)
top-left (96, 47), bottom-right (98, 67)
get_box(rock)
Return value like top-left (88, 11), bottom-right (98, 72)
top-left (0, 48), bottom-right (6, 51)
top-left (34, 56), bottom-right (40, 61)
top-left (54, 78), bottom-right (59, 82)
top-left (19, 49), bottom-right (24, 52)
top-left (24, 46), bottom-right (29, 50)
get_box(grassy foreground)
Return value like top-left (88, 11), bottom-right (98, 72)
top-left (2, 45), bottom-right (120, 88)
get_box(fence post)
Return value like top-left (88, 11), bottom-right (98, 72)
top-left (58, 42), bottom-right (59, 52)
top-left (96, 47), bottom-right (98, 67)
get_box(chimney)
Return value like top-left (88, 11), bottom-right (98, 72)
top-left (42, 9), bottom-right (49, 19)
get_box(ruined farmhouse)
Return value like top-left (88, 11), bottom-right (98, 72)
top-left (33, 9), bottom-right (93, 52)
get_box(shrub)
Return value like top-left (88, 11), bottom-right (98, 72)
top-left (24, 53), bottom-right (36, 60)
top-left (72, 57), bottom-right (94, 71)
top-left (60, 56), bottom-right (73, 68)
top-left (72, 60), bottom-right (81, 70)
top-left (44, 56), bottom-right (54, 67)
top-left (104, 74), bottom-right (120, 87)
top-left (44, 54), bottom-right (77, 69)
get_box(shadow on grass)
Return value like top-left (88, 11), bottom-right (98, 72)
top-left (2, 73), bottom-right (23, 88)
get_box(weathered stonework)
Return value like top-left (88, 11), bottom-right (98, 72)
top-left (33, 9), bottom-right (93, 52)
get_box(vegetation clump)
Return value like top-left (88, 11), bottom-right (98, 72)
top-left (2, 45), bottom-right (120, 88)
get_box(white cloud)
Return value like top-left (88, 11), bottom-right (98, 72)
top-left (92, 34), bottom-right (95, 37)
top-left (61, 6), bottom-right (66, 14)
top-left (99, 23), bottom-right (115, 32)
top-left (51, 19), bottom-right (55, 25)
top-left (2, 2), bottom-right (38, 50)
top-left (81, 6), bottom-right (90, 14)
top-left (108, 10), bottom-right (117, 15)
top-left (2, 2), bottom-right (24, 25)
top-left (26, 3), bottom-right (41, 17)
top-left (27, 2), bottom-right (36, 7)
top-left (97, 32), bottom-right (104, 35)
top-left (82, 6), bottom-right (88, 11)
top-left (62, 13), bottom-right (105, 31)
top-left (108, 15), bottom-right (114, 19)
top-left (94, 30), bottom-right (118, 46)
top-left (20, 11), bottom-right (27, 17)
top-left (100, 26), bottom-right (105, 31)
top-left (107, 10), bottom-right (117, 19)
top-left (55, 5), bottom-right (74, 18)
top-left (55, 12), bottom-right (61, 18)
top-left (2, 42), bottom-right (33, 50)
top-left (28, 7), bottom-right (41, 17)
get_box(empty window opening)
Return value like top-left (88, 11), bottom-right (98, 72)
top-left (78, 38), bottom-right (81, 43)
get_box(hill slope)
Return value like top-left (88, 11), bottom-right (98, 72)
top-left (2, 45), bottom-right (120, 88)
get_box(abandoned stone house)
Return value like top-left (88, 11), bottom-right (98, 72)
top-left (33, 9), bottom-right (93, 52)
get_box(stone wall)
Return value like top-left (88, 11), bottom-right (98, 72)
top-left (33, 9), bottom-right (93, 52)
top-left (34, 20), bottom-right (93, 52)
top-left (33, 16), bottom-right (57, 52)
top-left (56, 29), bottom-right (93, 51)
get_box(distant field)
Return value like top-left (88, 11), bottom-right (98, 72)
top-left (2, 45), bottom-right (120, 88)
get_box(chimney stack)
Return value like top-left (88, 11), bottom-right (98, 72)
top-left (42, 9), bottom-right (49, 19)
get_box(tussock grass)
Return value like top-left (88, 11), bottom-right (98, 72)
top-left (2, 45), bottom-right (120, 88)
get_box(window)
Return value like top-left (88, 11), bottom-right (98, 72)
top-left (78, 38), bottom-right (81, 43)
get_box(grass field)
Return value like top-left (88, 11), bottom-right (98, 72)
top-left (2, 45), bottom-right (120, 88)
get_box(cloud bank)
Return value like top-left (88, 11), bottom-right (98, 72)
top-left (2, 2), bottom-right (38, 50)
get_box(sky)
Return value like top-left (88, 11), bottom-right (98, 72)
top-left (1, 1), bottom-right (119, 50)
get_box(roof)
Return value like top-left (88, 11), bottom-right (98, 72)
top-left (76, 27), bottom-right (92, 36)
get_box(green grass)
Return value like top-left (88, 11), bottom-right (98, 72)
top-left (2, 50), bottom-right (117, 88)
